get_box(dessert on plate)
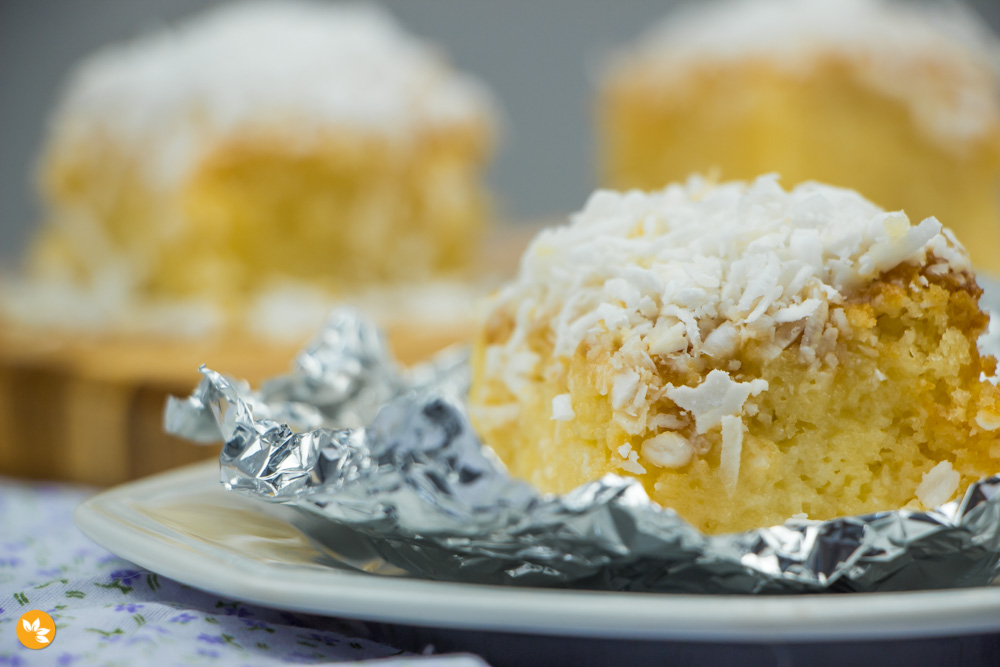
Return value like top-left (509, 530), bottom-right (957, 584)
top-left (0, 1), bottom-right (500, 484)
top-left (598, 0), bottom-right (1000, 272)
top-left (469, 175), bottom-right (1000, 534)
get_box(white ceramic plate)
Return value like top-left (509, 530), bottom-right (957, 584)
top-left (76, 460), bottom-right (1000, 643)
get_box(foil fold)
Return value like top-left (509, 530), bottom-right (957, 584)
top-left (166, 309), bottom-right (1000, 594)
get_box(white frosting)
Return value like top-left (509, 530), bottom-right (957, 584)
top-left (606, 0), bottom-right (1000, 150)
top-left (916, 461), bottom-right (961, 508)
top-left (482, 175), bottom-right (970, 476)
top-left (48, 1), bottom-right (496, 185)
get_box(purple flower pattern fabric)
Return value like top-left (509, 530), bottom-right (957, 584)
top-left (0, 476), bottom-right (487, 666)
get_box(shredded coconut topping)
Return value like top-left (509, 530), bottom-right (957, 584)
top-left (916, 461), bottom-right (961, 508)
top-left (719, 415), bottom-right (746, 492)
top-left (620, 449), bottom-right (647, 475)
top-left (666, 371), bottom-right (768, 434)
top-left (482, 175), bottom-right (969, 461)
top-left (48, 1), bottom-right (496, 185)
top-left (551, 394), bottom-right (575, 421)
top-left (606, 0), bottom-right (1000, 150)
top-left (640, 432), bottom-right (693, 469)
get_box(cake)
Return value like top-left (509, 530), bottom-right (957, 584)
top-left (469, 175), bottom-right (1000, 535)
top-left (29, 0), bottom-right (495, 308)
top-left (0, 1), bottom-right (502, 485)
top-left (598, 0), bottom-right (1000, 273)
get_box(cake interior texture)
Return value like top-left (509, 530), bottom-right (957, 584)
top-left (469, 177), bottom-right (1000, 535)
top-left (599, 0), bottom-right (1000, 273)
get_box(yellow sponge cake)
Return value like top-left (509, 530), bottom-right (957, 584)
top-left (470, 176), bottom-right (1000, 534)
top-left (599, 0), bottom-right (1000, 272)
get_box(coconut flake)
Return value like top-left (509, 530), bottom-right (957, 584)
top-left (665, 370), bottom-right (767, 434)
top-left (611, 369), bottom-right (642, 410)
top-left (701, 322), bottom-right (739, 358)
top-left (641, 432), bottom-right (694, 468)
top-left (773, 299), bottom-right (822, 324)
top-left (620, 449), bottom-right (648, 475)
top-left (719, 415), bottom-right (745, 492)
top-left (551, 394), bottom-right (575, 421)
top-left (647, 320), bottom-right (688, 355)
top-left (916, 461), bottom-right (961, 508)
top-left (481, 176), bottom-right (970, 436)
top-left (859, 217), bottom-right (942, 283)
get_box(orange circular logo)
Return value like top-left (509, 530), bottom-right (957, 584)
top-left (16, 610), bottom-right (55, 649)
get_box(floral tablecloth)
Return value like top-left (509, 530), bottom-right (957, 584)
top-left (0, 476), bottom-right (486, 666)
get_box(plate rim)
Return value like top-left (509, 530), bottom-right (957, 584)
top-left (75, 460), bottom-right (1000, 643)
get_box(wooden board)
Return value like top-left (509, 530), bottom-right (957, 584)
top-left (0, 222), bottom-right (547, 486)
top-left (0, 320), bottom-right (478, 485)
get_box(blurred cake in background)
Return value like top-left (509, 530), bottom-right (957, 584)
top-left (0, 1), bottom-right (501, 484)
top-left (599, 0), bottom-right (1000, 273)
top-left (26, 0), bottom-right (495, 319)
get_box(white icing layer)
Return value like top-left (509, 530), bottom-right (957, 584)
top-left (606, 0), bottom-right (1000, 150)
top-left (49, 1), bottom-right (496, 185)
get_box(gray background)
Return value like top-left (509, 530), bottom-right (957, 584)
top-left (2, 0), bottom-right (1000, 266)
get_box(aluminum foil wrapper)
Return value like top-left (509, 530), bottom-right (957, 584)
top-left (166, 308), bottom-right (1000, 594)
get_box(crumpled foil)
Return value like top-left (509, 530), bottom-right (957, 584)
top-left (166, 309), bottom-right (1000, 594)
